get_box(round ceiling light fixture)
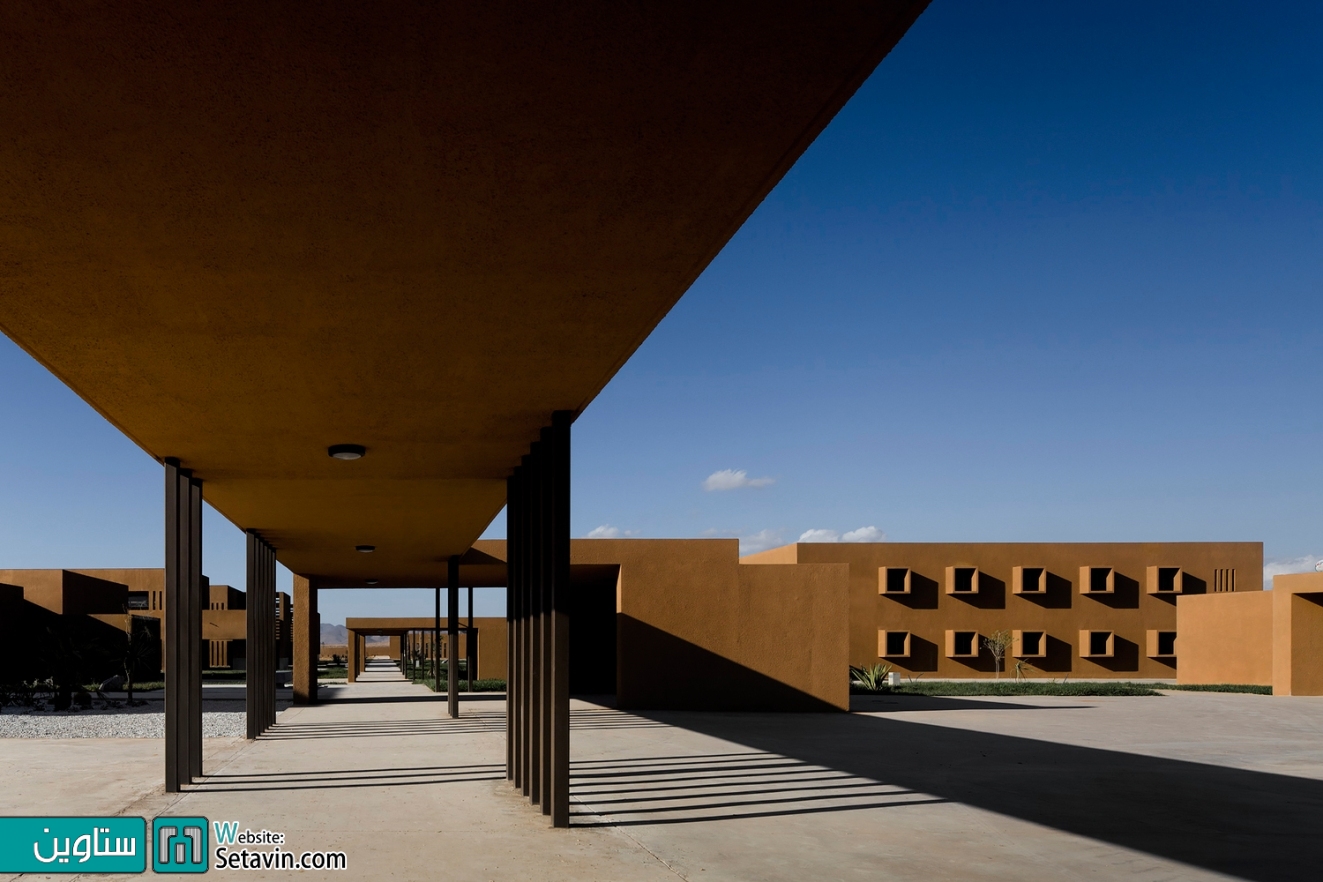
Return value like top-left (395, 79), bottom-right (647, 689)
top-left (328, 444), bottom-right (366, 461)
top-left (355, 544), bottom-right (376, 553)
top-left (365, 579), bottom-right (378, 585)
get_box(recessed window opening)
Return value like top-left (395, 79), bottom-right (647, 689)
top-left (1089, 568), bottom-right (1113, 593)
top-left (953, 567), bottom-right (976, 593)
top-left (1019, 567), bottom-right (1044, 592)
top-left (127, 592), bottom-right (149, 610)
top-left (884, 568), bottom-right (910, 594)
top-left (953, 631), bottom-right (976, 656)
top-left (1021, 631), bottom-right (1042, 656)
top-left (1157, 568), bottom-right (1180, 593)
top-left (885, 631), bottom-right (909, 656)
top-left (1157, 631), bottom-right (1176, 656)
top-left (1089, 631), bottom-right (1111, 656)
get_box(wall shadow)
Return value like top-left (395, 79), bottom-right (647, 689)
top-left (1084, 572), bottom-right (1139, 609)
top-left (1090, 636), bottom-right (1140, 673)
top-left (1017, 571), bottom-right (1072, 609)
top-left (618, 616), bottom-right (840, 712)
top-left (896, 635), bottom-right (939, 673)
top-left (955, 574), bottom-right (1005, 610)
top-left (637, 709), bottom-right (1323, 881)
top-left (887, 572), bottom-right (939, 609)
top-left (1030, 634), bottom-right (1073, 673)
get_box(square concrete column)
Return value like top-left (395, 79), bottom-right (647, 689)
top-left (245, 531), bottom-right (277, 738)
top-left (448, 555), bottom-right (460, 717)
top-left (164, 458), bottom-right (203, 792)
top-left (346, 628), bottom-right (359, 683)
top-left (292, 575), bottom-right (318, 704)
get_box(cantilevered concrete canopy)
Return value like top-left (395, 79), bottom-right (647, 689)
top-left (0, 2), bottom-right (927, 586)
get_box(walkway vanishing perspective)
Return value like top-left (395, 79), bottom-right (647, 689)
top-left (3, 676), bottom-right (1321, 881)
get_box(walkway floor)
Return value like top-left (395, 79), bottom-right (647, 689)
top-left (3, 663), bottom-right (1321, 881)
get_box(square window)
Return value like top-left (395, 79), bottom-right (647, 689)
top-left (946, 630), bottom-right (978, 658)
top-left (1080, 566), bottom-right (1115, 594)
top-left (879, 567), bottom-right (911, 595)
top-left (1013, 566), bottom-right (1045, 594)
top-left (1080, 630), bottom-right (1115, 658)
top-left (946, 566), bottom-right (979, 594)
top-left (880, 630), bottom-right (911, 658)
top-left (1014, 629), bottom-right (1045, 658)
top-left (1147, 630), bottom-right (1177, 657)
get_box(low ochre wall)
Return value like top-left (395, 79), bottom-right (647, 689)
top-left (1177, 592), bottom-right (1273, 686)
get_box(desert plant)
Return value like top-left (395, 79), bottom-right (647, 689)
top-left (121, 611), bottom-right (157, 705)
top-left (984, 629), bottom-right (1013, 678)
top-left (850, 663), bottom-right (894, 693)
top-left (1013, 658), bottom-right (1036, 681)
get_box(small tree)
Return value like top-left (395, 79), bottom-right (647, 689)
top-left (121, 609), bottom-right (156, 705)
top-left (984, 629), bottom-right (1013, 679)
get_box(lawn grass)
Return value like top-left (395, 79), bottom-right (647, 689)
top-left (1161, 683), bottom-right (1272, 695)
top-left (411, 674), bottom-right (506, 693)
top-left (855, 681), bottom-right (1162, 697)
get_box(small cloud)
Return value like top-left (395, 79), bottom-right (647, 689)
top-left (703, 469), bottom-right (775, 492)
top-left (1264, 555), bottom-right (1322, 587)
top-left (798, 526), bottom-right (887, 544)
top-left (739, 529), bottom-right (784, 555)
top-left (585, 525), bottom-right (620, 539)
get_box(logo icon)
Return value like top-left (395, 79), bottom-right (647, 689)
top-left (152, 817), bottom-right (208, 873)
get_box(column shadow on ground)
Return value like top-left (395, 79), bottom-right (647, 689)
top-left (192, 762), bottom-right (506, 792)
top-left (578, 702), bottom-right (1323, 882)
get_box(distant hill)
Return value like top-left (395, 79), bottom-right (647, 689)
top-left (320, 622), bottom-right (387, 645)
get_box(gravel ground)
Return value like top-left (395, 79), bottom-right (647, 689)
top-left (0, 702), bottom-right (288, 738)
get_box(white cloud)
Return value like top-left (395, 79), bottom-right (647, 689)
top-left (738, 529), bottom-right (784, 556)
top-left (702, 469), bottom-right (775, 492)
top-left (1264, 555), bottom-right (1323, 587)
top-left (798, 526), bottom-right (887, 544)
top-left (585, 525), bottom-right (620, 539)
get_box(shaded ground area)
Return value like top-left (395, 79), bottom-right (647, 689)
top-left (1, 659), bottom-right (1319, 881)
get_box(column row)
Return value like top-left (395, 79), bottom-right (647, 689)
top-left (507, 411), bottom-right (571, 827)
top-left (164, 458), bottom-right (203, 793)
top-left (245, 531), bottom-right (278, 738)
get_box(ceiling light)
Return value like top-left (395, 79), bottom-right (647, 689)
top-left (328, 444), bottom-right (366, 460)
top-left (356, 545), bottom-right (375, 553)
top-left (365, 579), bottom-right (378, 585)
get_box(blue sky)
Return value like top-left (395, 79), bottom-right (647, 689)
top-left (1, 1), bottom-right (1320, 623)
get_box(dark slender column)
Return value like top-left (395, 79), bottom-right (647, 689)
top-left (527, 447), bottom-right (542, 806)
top-left (539, 427), bottom-right (554, 815)
top-left (164, 459), bottom-right (203, 792)
top-left (467, 585), bottom-right (475, 690)
top-left (245, 533), bottom-right (264, 738)
top-left (189, 482), bottom-right (204, 781)
top-left (547, 411), bottom-right (572, 827)
top-left (507, 473), bottom-right (519, 786)
top-left (433, 585), bottom-right (441, 693)
top-left (448, 556), bottom-right (460, 718)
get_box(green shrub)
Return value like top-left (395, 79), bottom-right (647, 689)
top-left (1162, 683), bottom-right (1272, 695)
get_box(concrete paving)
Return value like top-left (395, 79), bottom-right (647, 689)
top-left (1, 661), bottom-right (1320, 881)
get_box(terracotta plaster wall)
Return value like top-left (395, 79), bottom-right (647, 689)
top-left (0, 569), bottom-right (128, 616)
top-left (747, 542), bottom-right (1261, 679)
top-left (572, 539), bottom-right (850, 711)
top-left (1177, 592), bottom-right (1273, 686)
top-left (1274, 573), bottom-right (1323, 696)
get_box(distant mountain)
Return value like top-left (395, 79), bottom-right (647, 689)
top-left (321, 623), bottom-right (347, 646)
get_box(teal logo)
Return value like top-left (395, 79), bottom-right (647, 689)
top-left (0, 816), bottom-right (146, 873)
top-left (152, 817), bottom-right (208, 873)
